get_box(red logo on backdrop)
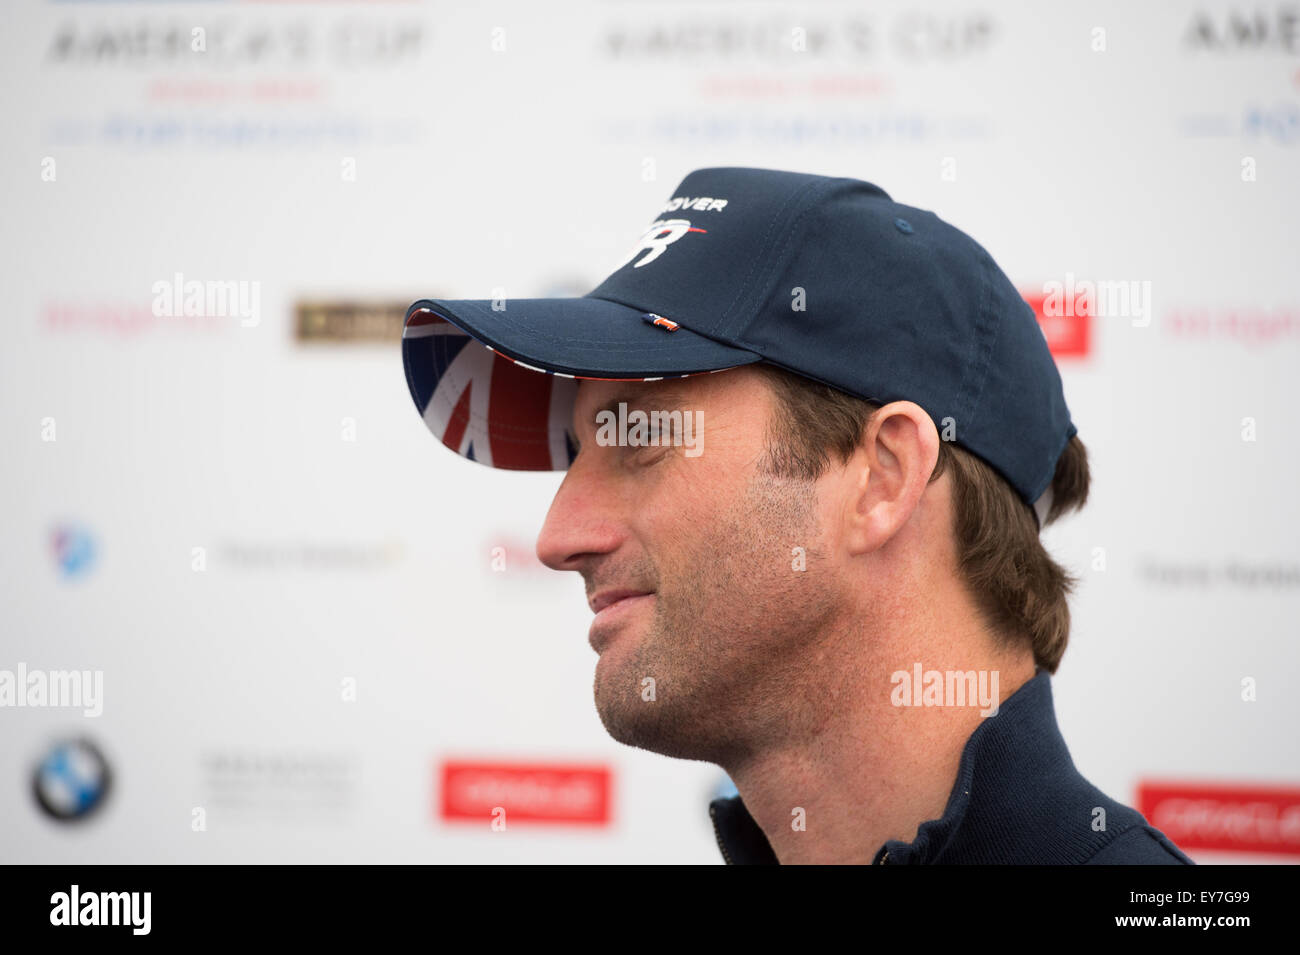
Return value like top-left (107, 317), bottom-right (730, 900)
top-left (1022, 290), bottom-right (1091, 358)
top-left (440, 761), bottom-right (612, 825)
top-left (1138, 781), bottom-right (1300, 856)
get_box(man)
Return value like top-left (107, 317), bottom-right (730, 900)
top-left (401, 167), bottom-right (1193, 865)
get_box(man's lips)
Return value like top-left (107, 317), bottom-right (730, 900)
top-left (588, 588), bottom-right (655, 615)
top-left (587, 590), bottom-right (655, 653)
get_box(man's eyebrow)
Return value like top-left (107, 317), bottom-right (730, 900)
top-left (573, 389), bottom-right (692, 439)
top-left (592, 390), bottom-right (690, 417)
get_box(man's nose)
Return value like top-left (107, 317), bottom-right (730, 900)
top-left (536, 464), bottom-right (623, 572)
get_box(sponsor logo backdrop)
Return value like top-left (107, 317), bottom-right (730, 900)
top-left (1, 0), bottom-right (1297, 863)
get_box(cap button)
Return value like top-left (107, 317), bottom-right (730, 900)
top-left (894, 218), bottom-right (914, 235)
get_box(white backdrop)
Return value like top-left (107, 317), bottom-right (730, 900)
top-left (1, 0), bottom-right (1298, 863)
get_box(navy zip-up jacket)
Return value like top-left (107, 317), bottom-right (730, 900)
top-left (708, 670), bottom-right (1194, 864)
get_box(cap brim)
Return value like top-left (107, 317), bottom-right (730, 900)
top-left (401, 295), bottom-right (761, 470)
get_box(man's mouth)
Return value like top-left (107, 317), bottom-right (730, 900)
top-left (587, 589), bottom-right (655, 652)
top-left (589, 588), bottom-right (654, 615)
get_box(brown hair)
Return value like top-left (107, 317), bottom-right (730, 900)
top-left (754, 364), bottom-right (1089, 673)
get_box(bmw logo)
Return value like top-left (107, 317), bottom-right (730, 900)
top-left (33, 738), bottom-right (112, 821)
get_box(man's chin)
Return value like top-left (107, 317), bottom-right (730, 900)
top-left (596, 704), bottom-right (699, 760)
top-left (592, 668), bottom-right (715, 761)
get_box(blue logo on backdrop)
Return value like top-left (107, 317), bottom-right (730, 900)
top-left (51, 524), bottom-right (97, 579)
top-left (33, 739), bottom-right (112, 821)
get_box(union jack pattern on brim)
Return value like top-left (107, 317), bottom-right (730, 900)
top-left (401, 305), bottom-right (751, 470)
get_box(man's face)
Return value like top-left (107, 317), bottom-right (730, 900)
top-left (536, 366), bottom-right (844, 764)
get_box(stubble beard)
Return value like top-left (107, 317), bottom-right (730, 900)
top-left (592, 469), bottom-right (839, 765)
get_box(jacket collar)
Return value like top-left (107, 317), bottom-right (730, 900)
top-left (709, 669), bottom-right (1078, 864)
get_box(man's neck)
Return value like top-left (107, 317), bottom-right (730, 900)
top-left (723, 635), bottom-right (1036, 864)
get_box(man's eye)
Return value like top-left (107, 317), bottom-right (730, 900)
top-left (631, 442), bottom-right (671, 464)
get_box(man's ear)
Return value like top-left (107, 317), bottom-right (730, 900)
top-left (844, 401), bottom-right (941, 555)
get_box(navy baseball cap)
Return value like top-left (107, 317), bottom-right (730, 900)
top-left (402, 167), bottom-right (1075, 524)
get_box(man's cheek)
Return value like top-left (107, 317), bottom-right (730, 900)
top-left (647, 477), bottom-right (722, 544)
